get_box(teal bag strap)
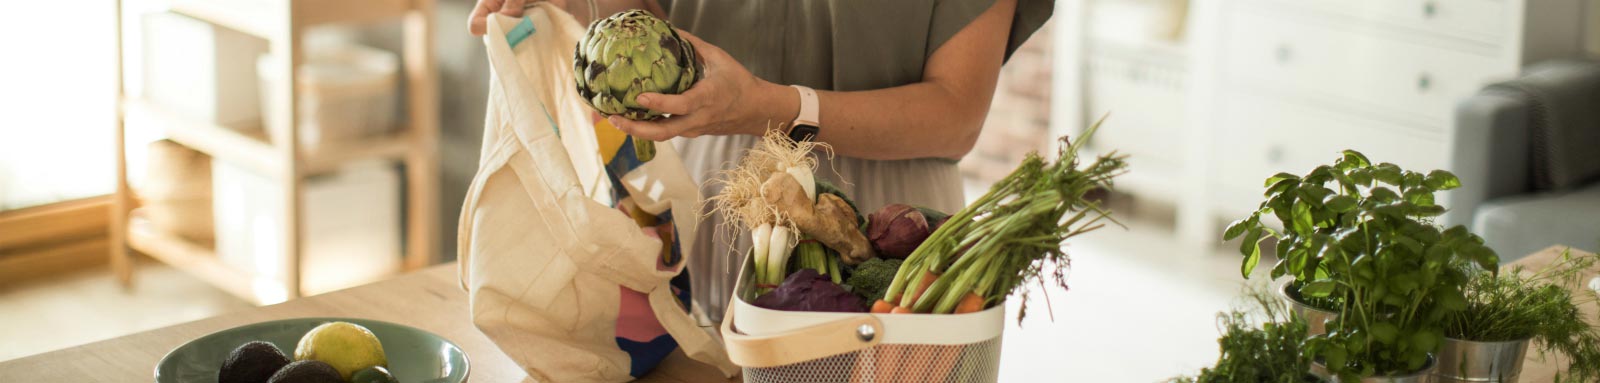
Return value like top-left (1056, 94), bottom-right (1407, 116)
top-left (510, 0), bottom-right (596, 47)
top-left (505, 17), bottom-right (537, 48)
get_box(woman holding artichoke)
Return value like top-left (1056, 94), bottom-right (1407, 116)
top-left (470, 0), bottom-right (1053, 322)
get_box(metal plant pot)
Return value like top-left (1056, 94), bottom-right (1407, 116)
top-left (1280, 281), bottom-right (1339, 336)
top-left (1311, 355), bottom-right (1437, 383)
top-left (1433, 338), bottom-right (1530, 382)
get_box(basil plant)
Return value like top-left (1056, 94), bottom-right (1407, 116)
top-left (1224, 150), bottom-right (1499, 380)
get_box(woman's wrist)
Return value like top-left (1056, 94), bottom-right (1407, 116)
top-left (745, 80), bottom-right (800, 136)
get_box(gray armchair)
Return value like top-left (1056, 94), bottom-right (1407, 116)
top-left (1448, 59), bottom-right (1600, 262)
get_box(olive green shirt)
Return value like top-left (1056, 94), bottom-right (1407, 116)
top-left (660, 0), bottom-right (1054, 322)
top-left (661, 0), bottom-right (1053, 90)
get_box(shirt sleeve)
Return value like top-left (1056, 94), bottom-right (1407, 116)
top-left (926, 0), bottom-right (1054, 62)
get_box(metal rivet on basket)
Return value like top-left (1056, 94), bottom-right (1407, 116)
top-left (856, 324), bottom-right (876, 342)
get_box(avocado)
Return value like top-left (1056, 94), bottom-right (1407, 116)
top-left (349, 366), bottom-right (400, 383)
top-left (266, 360), bottom-right (342, 383)
top-left (218, 341), bottom-right (291, 383)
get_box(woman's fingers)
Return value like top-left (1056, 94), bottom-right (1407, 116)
top-left (499, 0), bottom-right (527, 15)
top-left (611, 116), bottom-right (701, 141)
top-left (609, 116), bottom-right (674, 141)
top-left (467, 0), bottom-right (531, 35)
top-left (468, 0), bottom-right (504, 35)
top-left (635, 92), bottom-right (696, 116)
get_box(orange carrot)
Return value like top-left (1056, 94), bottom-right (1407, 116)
top-left (880, 271), bottom-right (937, 381)
top-left (954, 292), bottom-right (985, 314)
top-left (871, 299), bottom-right (896, 314)
top-left (903, 270), bottom-right (940, 311)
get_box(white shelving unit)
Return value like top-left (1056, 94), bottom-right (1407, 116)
top-left (111, 0), bottom-right (439, 304)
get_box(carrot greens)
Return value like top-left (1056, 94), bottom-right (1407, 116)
top-left (879, 117), bottom-right (1126, 319)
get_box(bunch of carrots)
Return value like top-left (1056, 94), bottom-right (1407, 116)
top-left (873, 118), bottom-right (1126, 316)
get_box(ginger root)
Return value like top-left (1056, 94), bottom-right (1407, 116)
top-left (762, 173), bottom-right (875, 264)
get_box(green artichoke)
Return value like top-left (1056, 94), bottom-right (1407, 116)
top-left (575, 10), bottom-right (701, 121)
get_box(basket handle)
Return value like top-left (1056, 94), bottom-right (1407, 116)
top-left (720, 304), bottom-right (885, 368)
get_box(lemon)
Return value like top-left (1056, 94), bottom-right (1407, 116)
top-left (293, 321), bottom-right (387, 380)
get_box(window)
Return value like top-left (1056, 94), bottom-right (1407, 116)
top-left (0, 2), bottom-right (118, 211)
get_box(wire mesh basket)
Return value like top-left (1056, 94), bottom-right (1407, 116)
top-left (721, 254), bottom-right (1005, 383)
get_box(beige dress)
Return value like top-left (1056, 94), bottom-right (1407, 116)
top-left (661, 0), bottom-right (1054, 322)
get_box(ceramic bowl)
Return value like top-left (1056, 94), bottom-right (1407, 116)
top-left (155, 317), bottom-right (468, 383)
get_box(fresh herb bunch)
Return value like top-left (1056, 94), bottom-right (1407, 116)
top-left (1174, 286), bottom-right (1317, 383)
top-left (878, 117), bottom-right (1126, 318)
top-left (1223, 150), bottom-right (1499, 380)
top-left (1446, 249), bottom-right (1600, 382)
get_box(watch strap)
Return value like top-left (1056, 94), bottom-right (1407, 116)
top-left (788, 85), bottom-right (820, 142)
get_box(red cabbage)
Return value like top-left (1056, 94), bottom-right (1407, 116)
top-left (751, 269), bottom-right (866, 313)
top-left (867, 204), bottom-right (939, 259)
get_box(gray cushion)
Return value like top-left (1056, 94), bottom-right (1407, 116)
top-left (1473, 182), bottom-right (1600, 263)
top-left (1446, 92), bottom-right (1531, 228)
top-left (1484, 60), bottom-right (1600, 191)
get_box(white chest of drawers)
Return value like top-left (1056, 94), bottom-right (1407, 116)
top-left (1174, 0), bottom-right (1590, 243)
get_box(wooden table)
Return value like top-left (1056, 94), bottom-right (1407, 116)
top-left (3, 247), bottom-right (1593, 381)
top-left (1507, 245), bottom-right (1600, 382)
top-left (0, 264), bottom-right (737, 382)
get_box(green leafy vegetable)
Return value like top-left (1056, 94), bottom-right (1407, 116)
top-left (1226, 149), bottom-right (1499, 380)
top-left (1446, 248), bottom-right (1600, 382)
top-left (845, 258), bottom-right (903, 302)
top-left (1171, 286), bottom-right (1316, 383)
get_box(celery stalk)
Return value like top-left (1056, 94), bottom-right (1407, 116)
top-left (827, 255), bottom-right (842, 284)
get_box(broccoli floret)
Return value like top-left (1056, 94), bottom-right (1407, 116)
top-left (845, 258), bottom-right (903, 302)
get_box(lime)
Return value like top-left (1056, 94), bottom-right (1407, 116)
top-left (349, 366), bottom-right (399, 383)
top-left (293, 321), bottom-right (387, 380)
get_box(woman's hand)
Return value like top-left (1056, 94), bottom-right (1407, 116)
top-left (468, 0), bottom-right (544, 36)
top-left (470, 0), bottom-right (664, 36)
top-left (608, 31), bottom-right (799, 141)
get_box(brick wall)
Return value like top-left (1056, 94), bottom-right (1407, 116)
top-left (960, 21), bottom-right (1055, 185)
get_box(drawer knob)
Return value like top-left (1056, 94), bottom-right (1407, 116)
top-left (1275, 45), bottom-right (1292, 64)
top-left (1267, 145), bottom-right (1285, 164)
top-left (1423, 1), bottom-right (1437, 18)
top-left (1417, 73), bottom-right (1432, 92)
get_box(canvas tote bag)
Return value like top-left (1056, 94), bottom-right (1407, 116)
top-left (457, 6), bottom-right (737, 382)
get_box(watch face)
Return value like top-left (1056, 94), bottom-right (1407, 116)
top-left (789, 124), bottom-right (820, 143)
